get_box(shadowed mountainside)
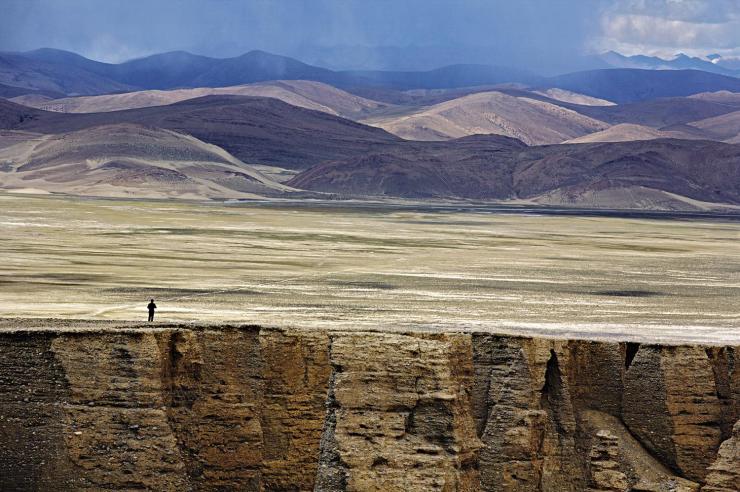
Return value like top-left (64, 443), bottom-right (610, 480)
top-left (0, 96), bottom-right (401, 170)
top-left (0, 82), bottom-right (64, 100)
top-left (546, 68), bottom-right (740, 104)
top-left (288, 135), bottom-right (740, 209)
top-left (0, 51), bottom-right (133, 95)
top-left (571, 95), bottom-right (740, 127)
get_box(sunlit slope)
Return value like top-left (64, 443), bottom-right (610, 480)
top-left (11, 80), bottom-right (386, 119)
top-left (365, 91), bottom-right (608, 144)
top-left (563, 123), bottom-right (702, 143)
top-left (0, 123), bottom-right (293, 199)
top-left (689, 109), bottom-right (740, 143)
top-left (533, 88), bottom-right (615, 106)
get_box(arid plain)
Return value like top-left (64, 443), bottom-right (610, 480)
top-left (2, 192), bottom-right (738, 344)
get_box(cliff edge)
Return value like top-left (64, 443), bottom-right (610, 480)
top-left (0, 321), bottom-right (737, 491)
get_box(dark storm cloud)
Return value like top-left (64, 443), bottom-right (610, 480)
top-left (0, 0), bottom-right (602, 68)
top-left (1, 0), bottom-right (737, 69)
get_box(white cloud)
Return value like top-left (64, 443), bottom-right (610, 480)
top-left (594, 0), bottom-right (740, 57)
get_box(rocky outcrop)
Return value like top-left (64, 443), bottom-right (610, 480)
top-left (0, 323), bottom-right (737, 491)
top-left (701, 420), bottom-right (740, 492)
top-left (587, 430), bottom-right (629, 492)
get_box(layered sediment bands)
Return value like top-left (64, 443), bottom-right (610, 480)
top-left (318, 332), bottom-right (480, 491)
top-left (0, 323), bottom-right (738, 491)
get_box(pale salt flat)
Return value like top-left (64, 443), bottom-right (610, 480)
top-left (0, 193), bottom-right (738, 344)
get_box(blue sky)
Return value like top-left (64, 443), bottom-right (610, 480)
top-left (1, 0), bottom-right (738, 67)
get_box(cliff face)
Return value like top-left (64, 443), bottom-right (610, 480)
top-left (0, 324), bottom-right (737, 491)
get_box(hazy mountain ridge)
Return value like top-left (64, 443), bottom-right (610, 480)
top-left (546, 69), bottom-right (740, 104)
top-left (0, 48), bottom-right (541, 95)
top-left (2, 48), bottom-right (740, 105)
top-left (0, 51), bottom-right (134, 95)
top-left (599, 51), bottom-right (740, 77)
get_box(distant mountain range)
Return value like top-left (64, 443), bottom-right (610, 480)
top-left (598, 51), bottom-right (740, 77)
top-left (290, 45), bottom-right (740, 76)
top-left (2, 48), bottom-right (740, 105)
top-left (0, 48), bottom-right (540, 96)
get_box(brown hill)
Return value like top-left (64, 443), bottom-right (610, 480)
top-left (14, 80), bottom-right (386, 119)
top-left (288, 137), bottom-right (740, 210)
top-left (688, 90), bottom-right (740, 104)
top-left (563, 123), bottom-right (703, 144)
top-left (363, 91), bottom-right (608, 145)
top-left (688, 110), bottom-right (740, 143)
top-left (533, 88), bottom-right (615, 106)
top-left (0, 123), bottom-right (293, 199)
top-left (0, 96), bottom-right (401, 170)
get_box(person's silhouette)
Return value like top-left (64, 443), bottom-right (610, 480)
top-left (147, 299), bottom-right (157, 322)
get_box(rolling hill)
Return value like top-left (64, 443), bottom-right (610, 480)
top-left (288, 136), bottom-right (740, 210)
top-left (688, 91), bottom-right (740, 104)
top-left (0, 123), bottom-right (293, 199)
top-left (363, 91), bottom-right (608, 144)
top-left (532, 88), bottom-right (615, 106)
top-left (10, 80), bottom-right (386, 118)
top-left (0, 96), bottom-right (401, 170)
top-left (563, 124), bottom-right (703, 144)
top-left (688, 110), bottom-right (740, 143)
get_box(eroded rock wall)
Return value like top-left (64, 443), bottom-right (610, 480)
top-left (0, 325), bottom-right (737, 491)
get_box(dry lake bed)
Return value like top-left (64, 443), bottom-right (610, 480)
top-left (0, 193), bottom-right (738, 344)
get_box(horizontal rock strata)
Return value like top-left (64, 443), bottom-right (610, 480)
top-left (0, 323), bottom-right (737, 491)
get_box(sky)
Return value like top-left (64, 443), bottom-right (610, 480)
top-left (1, 0), bottom-right (739, 70)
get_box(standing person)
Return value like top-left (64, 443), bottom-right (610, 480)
top-left (147, 299), bottom-right (157, 322)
